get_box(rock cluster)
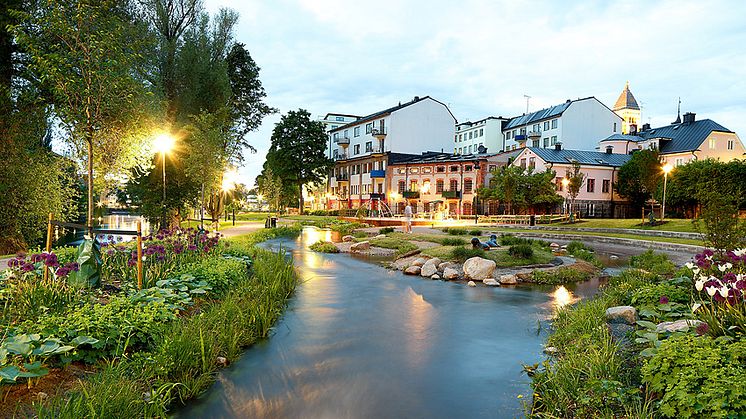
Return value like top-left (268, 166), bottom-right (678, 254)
top-left (350, 241), bottom-right (370, 252)
top-left (463, 257), bottom-right (496, 280)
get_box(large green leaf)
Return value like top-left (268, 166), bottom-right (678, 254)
top-left (0, 365), bottom-right (20, 383)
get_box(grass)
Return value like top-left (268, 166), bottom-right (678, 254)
top-left (309, 241), bottom-right (339, 253)
top-left (364, 237), bottom-right (419, 255)
top-left (388, 232), bottom-right (471, 246)
top-left (422, 244), bottom-right (554, 266)
top-left (488, 227), bottom-right (703, 246)
top-left (550, 218), bottom-right (697, 233)
top-left (180, 219), bottom-right (251, 230)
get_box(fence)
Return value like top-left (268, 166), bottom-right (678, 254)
top-left (476, 213), bottom-right (573, 225)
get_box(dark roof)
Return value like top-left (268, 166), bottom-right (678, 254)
top-left (504, 97), bottom-right (614, 130)
top-left (323, 112), bottom-right (361, 120)
top-left (456, 116), bottom-right (507, 127)
top-left (329, 96), bottom-right (456, 133)
top-left (613, 82), bottom-right (640, 110)
top-left (599, 119), bottom-right (732, 154)
top-left (523, 147), bottom-right (631, 167)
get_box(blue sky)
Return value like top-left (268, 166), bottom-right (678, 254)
top-left (210, 0), bottom-right (746, 188)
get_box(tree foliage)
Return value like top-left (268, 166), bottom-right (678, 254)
top-left (665, 159), bottom-right (746, 217)
top-left (478, 165), bottom-right (561, 214)
top-left (565, 161), bottom-right (585, 217)
top-left (615, 149), bottom-right (661, 217)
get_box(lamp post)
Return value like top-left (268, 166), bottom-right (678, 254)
top-left (561, 178), bottom-right (570, 217)
top-left (153, 134), bottom-right (175, 228)
top-left (661, 163), bottom-right (673, 221)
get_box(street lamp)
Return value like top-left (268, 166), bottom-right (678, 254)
top-left (561, 178), bottom-right (570, 216)
top-left (153, 134), bottom-right (175, 227)
top-left (661, 163), bottom-right (673, 221)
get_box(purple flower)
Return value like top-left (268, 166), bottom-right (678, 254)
top-left (127, 258), bottom-right (137, 267)
top-left (696, 322), bottom-right (710, 336)
top-left (107, 249), bottom-right (115, 256)
top-left (659, 296), bottom-right (669, 305)
top-left (21, 263), bottom-right (34, 272)
top-left (187, 244), bottom-right (197, 251)
top-left (56, 267), bottom-right (70, 277)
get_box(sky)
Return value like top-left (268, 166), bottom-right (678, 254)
top-left (207, 0), bottom-right (746, 188)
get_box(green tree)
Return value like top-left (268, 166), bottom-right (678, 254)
top-left (263, 109), bottom-right (333, 213)
top-left (256, 167), bottom-right (283, 213)
top-left (694, 189), bottom-right (746, 252)
top-left (665, 159), bottom-right (746, 218)
top-left (525, 169), bottom-right (563, 213)
top-left (615, 149), bottom-right (661, 218)
top-left (565, 161), bottom-right (585, 220)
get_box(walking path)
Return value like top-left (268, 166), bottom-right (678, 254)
top-left (218, 221), bottom-right (266, 238)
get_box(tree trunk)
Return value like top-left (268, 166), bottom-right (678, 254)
top-left (87, 136), bottom-right (94, 237)
top-left (298, 182), bottom-right (304, 215)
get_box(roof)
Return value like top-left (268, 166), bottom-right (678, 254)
top-left (504, 101), bottom-right (572, 130)
top-left (391, 152), bottom-right (498, 165)
top-left (323, 112), bottom-right (361, 120)
top-left (522, 147), bottom-right (631, 167)
top-left (613, 81), bottom-right (640, 110)
top-left (456, 116), bottom-right (507, 128)
top-left (329, 96), bottom-right (456, 133)
top-left (600, 119), bottom-right (733, 154)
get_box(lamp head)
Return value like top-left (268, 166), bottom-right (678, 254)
top-left (153, 134), bottom-right (175, 154)
top-left (662, 163), bottom-right (673, 174)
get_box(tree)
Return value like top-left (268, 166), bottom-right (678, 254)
top-left (665, 159), bottom-right (746, 218)
top-left (694, 189), bottom-right (746, 252)
top-left (256, 167), bottom-right (283, 213)
top-left (12, 0), bottom-right (155, 233)
top-left (615, 149), bottom-right (661, 218)
top-left (263, 109), bottom-right (333, 213)
top-left (565, 161), bottom-right (585, 220)
top-left (478, 165), bottom-right (561, 214)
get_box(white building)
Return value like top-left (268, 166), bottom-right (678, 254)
top-left (318, 113), bottom-right (361, 159)
top-left (454, 116), bottom-right (507, 155)
top-left (502, 97), bottom-right (623, 152)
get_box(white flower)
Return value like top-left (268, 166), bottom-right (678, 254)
top-left (695, 278), bottom-right (706, 291)
top-left (706, 254), bottom-right (713, 261)
top-left (706, 287), bottom-right (718, 297)
top-left (719, 287), bottom-right (729, 298)
top-left (718, 263), bottom-right (733, 272)
top-left (685, 262), bottom-right (695, 270)
top-left (692, 303), bottom-right (702, 313)
top-left (692, 268), bottom-right (701, 276)
top-left (734, 248), bottom-right (746, 257)
top-left (142, 256), bottom-right (147, 262)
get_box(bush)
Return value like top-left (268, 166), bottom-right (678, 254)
top-left (175, 256), bottom-right (247, 297)
top-left (443, 227), bottom-right (469, 235)
top-left (352, 231), bottom-right (368, 238)
top-left (441, 237), bottom-right (467, 246)
top-left (531, 266), bottom-right (591, 284)
top-left (468, 229), bottom-right (482, 236)
top-left (630, 250), bottom-right (676, 276)
top-left (642, 335), bottom-right (746, 418)
top-left (309, 241), bottom-right (339, 253)
top-left (451, 246), bottom-right (484, 262)
top-left (499, 234), bottom-right (549, 248)
top-left (508, 244), bottom-right (534, 259)
top-left (379, 227), bottom-right (395, 235)
top-left (566, 240), bottom-right (602, 267)
top-left (631, 282), bottom-right (691, 306)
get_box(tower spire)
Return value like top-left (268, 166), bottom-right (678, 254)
top-left (673, 97), bottom-right (681, 124)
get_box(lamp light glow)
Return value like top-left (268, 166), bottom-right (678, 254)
top-left (153, 134), bottom-right (175, 154)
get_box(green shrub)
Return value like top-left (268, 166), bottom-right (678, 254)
top-left (441, 237), bottom-right (467, 246)
top-left (566, 240), bottom-right (592, 254)
top-left (175, 256), bottom-right (247, 297)
top-left (352, 231), bottom-right (368, 238)
top-left (1, 277), bottom-right (78, 324)
top-left (631, 282), bottom-right (690, 306)
top-left (309, 241), bottom-right (339, 253)
top-left (450, 246), bottom-right (484, 262)
top-left (468, 229), bottom-right (482, 236)
top-left (447, 229), bottom-right (469, 235)
top-left (531, 267), bottom-right (591, 284)
top-left (508, 244), bottom-right (534, 259)
top-left (368, 237), bottom-right (418, 255)
top-left (499, 234), bottom-right (550, 248)
top-left (630, 250), bottom-right (676, 276)
top-left (379, 227), bottom-right (395, 234)
top-left (642, 335), bottom-right (746, 418)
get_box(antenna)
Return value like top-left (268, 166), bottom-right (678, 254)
top-left (523, 94), bottom-right (531, 114)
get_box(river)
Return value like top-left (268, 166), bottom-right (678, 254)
top-left (178, 227), bottom-right (605, 418)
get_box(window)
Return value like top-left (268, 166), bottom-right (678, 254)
top-left (728, 139), bottom-right (734, 150)
top-left (676, 158), bottom-right (684, 166)
top-left (366, 123), bottom-right (372, 134)
top-left (556, 177), bottom-right (563, 191)
top-left (449, 179), bottom-right (458, 191)
top-left (489, 164), bottom-right (496, 172)
top-left (587, 178), bottom-right (595, 193)
top-left (436, 166), bottom-right (445, 173)
top-left (333, 132), bottom-right (339, 140)
top-left (354, 126), bottom-right (360, 137)
top-left (469, 132), bottom-right (473, 140)
top-left (409, 180), bottom-right (418, 191)
top-left (551, 119), bottom-right (558, 129)
top-left (541, 138), bottom-right (547, 147)
top-left (459, 134), bottom-right (462, 141)
top-left (602, 179), bottom-right (610, 193)
top-left (533, 139), bottom-right (539, 147)
top-left (450, 165), bottom-right (459, 172)
top-left (436, 179), bottom-right (444, 193)
top-left (354, 144), bottom-right (360, 155)
top-left (468, 145), bottom-right (473, 153)
top-left (529, 157), bottom-right (535, 169)
top-left (506, 131), bottom-right (512, 140)
top-left (512, 130), bottom-right (517, 137)
top-left (410, 167), bottom-right (419, 173)
top-left (464, 165), bottom-right (472, 172)
top-left (551, 136), bottom-right (557, 145)
top-left (533, 124), bottom-right (540, 132)
top-left (613, 122), bottom-right (617, 132)
top-left (464, 178), bottom-right (473, 193)
top-left (365, 141), bottom-right (373, 152)
top-left (398, 181), bottom-right (405, 194)
top-left (709, 138), bottom-right (716, 149)
top-left (423, 167), bottom-right (432, 174)
top-left (479, 129), bottom-right (484, 137)
top-left (458, 147), bottom-right (462, 154)
top-left (422, 180), bottom-right (431, 193)
top-left (544, 121), bottom-right (549, 131)
top-left (331, 125), bottom-right (338, 130)
top-left (520, 158), bottom-right (526, 169)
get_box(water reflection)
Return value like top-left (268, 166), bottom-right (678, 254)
top-left (402, 287), bottom-right (434, 369)
top-left (551, 285), bottom-right (579, 310)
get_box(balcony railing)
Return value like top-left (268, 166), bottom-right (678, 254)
top-left (441, 190), bottom-right (461, 199)
top-left (334, 136), bottom-right (350, 145)
top-left (370, 169), bottom-right (385, 178)
top-left (335, 154), bottom-right (348, 161)
top-left (514, 134), bottom-right (527, 141)
top-left (369, 193), bottom-right (385, 200)
top-left (527, 130), bottom-right (541, 138)
top-left (402, 190), bottom-right (420, 199)
top-left (371, 127), bottom-right (387, 139)
top-left (336, 173), bottom-right (349, 181)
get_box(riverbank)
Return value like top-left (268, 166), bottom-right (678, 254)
top-left (1, 226), bottom-right (301, 417)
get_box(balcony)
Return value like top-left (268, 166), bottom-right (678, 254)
top-left (371, 127), bottom-right (387, 140)
top-left (369, 193), bottom-right (385, 200)
top-left (527, 130), bottom-right (541, 138)
top-left (402, 190), bottom-right (420, 199)
top-left (441, 190), bottom-right (461, 199)
top-left (335, 154), bottom-right (349, 161)
top-left (370, 169), bottom-right (385, 178)
top-left (336, 173), bottom-right (349, 181)
top-left (514, 134), bottom-right (527, 142)
top-left (334, 136), bottom-right (350, 145)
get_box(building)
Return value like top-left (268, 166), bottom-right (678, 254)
top-left (327, 96), bottom-right (457, 209)
top-left (511, 145), bottom-right (632, 218)
top-left (387, 151), bottom-right (519, 217)
top-left (502, 97), bottom-right (622, 152)
top-left (318, 113), bottom-right (361, 159)
top-left (454, 116), bottom-right (507, 155)
top-left (612, 82), bottom-right (642, 135)
top-left (599, 112), bottom-right (746, 166)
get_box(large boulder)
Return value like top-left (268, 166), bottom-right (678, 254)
top-left (656, 319), bottom-right (703, 333)
top-left (605, 306), bottom-right (637, 325)
top-left (499, 274), bottom-right (518, 285)
top-left (430, 274), bottom-right (440, 280)
top-left (438, 262), bottom-right (453, 271)
top-left (375, 234), bottom-right (386, 239)
top-left (404, 266), bottom-right (421, 275)
top-left (443, 267), bottom-right (460, 280)
top-left (342, 235), bottom-right (355, 242)
top-left (412, 257), bottom-right (427, 267)
top-left (483, 278), bottom-right (499, 286)
top-left (420, 260), bottom-right (438, 277)
top-left (463, 257), bottom-right (496, 280)
top-left (350, 241), bottom-right (370, 252)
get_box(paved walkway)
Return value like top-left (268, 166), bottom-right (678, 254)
top-left (218, 221), bottom-right (266, 238)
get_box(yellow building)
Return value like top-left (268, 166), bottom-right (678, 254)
top-left (613, 82), bottom-right (641, 134)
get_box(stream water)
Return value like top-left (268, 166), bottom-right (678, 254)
top-left (178, 227), bottom-right (605, 418)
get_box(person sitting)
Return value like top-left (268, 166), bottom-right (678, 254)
top-left (485, 234), bottom-right (500, 248)
top-left (471, 237), bottom-right (490, 250)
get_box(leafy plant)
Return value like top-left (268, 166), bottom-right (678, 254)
top-left (378, 227), bottom-right (395, 235)
top-left (508, 244), bottom-right (534, 259)
top-left (440, 237), bottom-right (467, 246)
top-left (468, 229), bottom-right (482, 236)
top-left (309, 241), bottom-right (339, 253)
top-left (531, 267), bottom-right (591, 285)
top-left (630, 250), bottom-right (676, 276)
top-left (450, 246), bottom-right (485, 262)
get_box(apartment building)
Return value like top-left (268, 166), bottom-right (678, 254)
top-left (318, 113), bottom-right (361, 159)
top-left (454, 116), bottom-right (507, 155)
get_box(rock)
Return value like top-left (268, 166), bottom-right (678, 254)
top-left (443, 267), bottom-right (460, 280)
top-left (427, 257), bottom-right (442, 267)
top-left (342, 235), bottom-right (354, 242)
top-left (350, 241), bottom-right (370, 252)
top-left (609, 255), bottom-right (619, 260)
top-left (216, 356), bottom-right (228, 367)
top-left (607, 323), bottom-right (635, 345)
top-left (375, 234), bottom-right (386, 239)
top-left (463, 257), bottom-right (496, 280)
top-left (550, 242), bottom-right (560, 248)
top-left (438, 262), bottom-right (452, 271)
top-left (421, 261), bottom-right (438, 277)
top-left (605, 306), bottom-right (637, 325)
top-left (561, 245), bottom-right (567, 249)
top-left (467, 280), bottom-right (476, 287)
top-left (543, 346), bottom-right (558, 355)
top-left (430, 274), bottom-right (440, 279)
top-left (656, 319), bottom-right (703, 333)
top-left (499, 274), bottom-right (518, 285)
top-left (412, 257), bottom-right (427, 267)
top-left (404, 266), bottom-right (421, 275)
top-left (483, 278), bottom-right (499, 286)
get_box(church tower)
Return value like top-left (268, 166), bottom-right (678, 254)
top-left (613, 82), bottom-right (641, 134)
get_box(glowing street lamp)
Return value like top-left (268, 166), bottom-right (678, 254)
top-left (661, 163), bottom-right (673, 221)
top-left (153, 133), bottom-right (176, 226)
top-left (561, 178), bottom-right (570, 215)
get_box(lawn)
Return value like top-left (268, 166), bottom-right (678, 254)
top-left (487, 227), bottom-right (703, 246)
top-left (361, 237), bottom-right (419, 255)
top-left (422, 244), bottom-right (554, 267)
top-left (550, 218), bottom-right (697, 233)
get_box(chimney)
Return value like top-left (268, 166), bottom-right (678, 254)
top-left (605, 145), bottom-right (613, 154)
top-left (642, 123), bottom-right (651, 131)
top-left (413, 96), bottom-right (420, 101)
top-left (683, 112), bottom-right (696, 124)
top-left (554, 142), bottom-right (562, 151)
top-left (630, 125), bottom-right (638, 135)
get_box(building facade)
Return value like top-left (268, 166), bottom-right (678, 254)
top-left (318, 113), bottom-right (361, 159)
top-left (503, 97), bottom-right (622, 152)
top-left (327, 96), bottom-right (457, 209)
top-left (612, 82), bottom-right (642, 135)
top-left (454, 116), bottom-right (507, 155)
